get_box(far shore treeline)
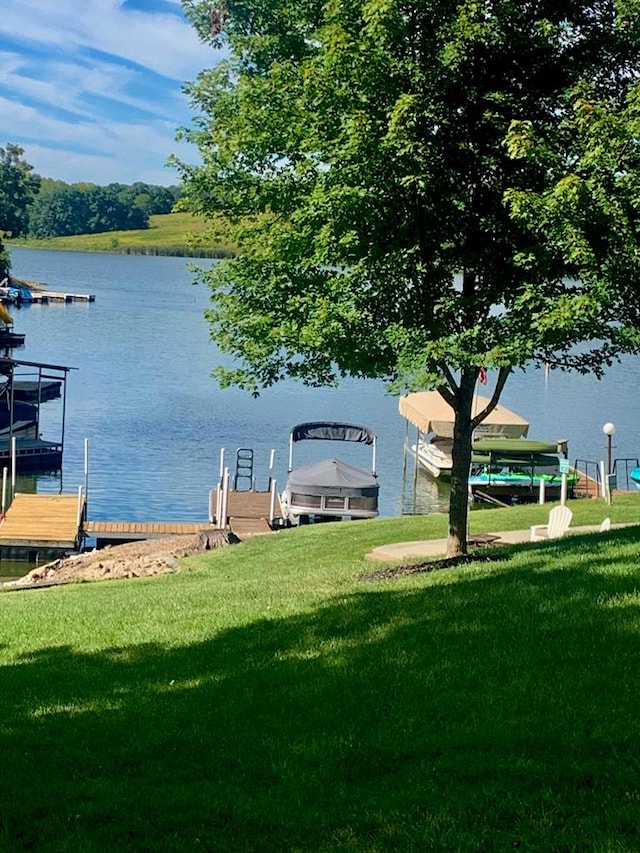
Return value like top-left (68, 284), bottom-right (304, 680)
top-left (0, 143), bottom-right (233, 267)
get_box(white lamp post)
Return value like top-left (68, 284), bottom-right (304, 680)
top-left (603, 422), bottom-right (616, 476)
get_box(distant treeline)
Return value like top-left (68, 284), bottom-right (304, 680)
top-left (27, 179), bottom-right (182, 239)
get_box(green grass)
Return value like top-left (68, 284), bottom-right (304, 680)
top-left (8, 212), bottom-right (237, 257)
top-left (2, 496), bottom-right (640, 851)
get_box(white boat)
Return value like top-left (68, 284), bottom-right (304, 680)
top-left (412, 435), bottom-right (453, 478)
top-left (281, 422), bottom-right (379, 524)
top-left (399, 391), bottom-right (530, 479)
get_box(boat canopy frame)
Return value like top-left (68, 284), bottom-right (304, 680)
top-left (288, 421), bottom-right (377, 475)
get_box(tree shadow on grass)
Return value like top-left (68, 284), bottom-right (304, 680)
top-left (2, 527), bottom-right (640, 851)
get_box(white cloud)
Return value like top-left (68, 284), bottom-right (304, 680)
top-left (2, 0), bottom-right (214, 81)
top-left (0, 94), bottom-right (197, 185)
top-left (0, 0), bottom-right (216, 184)
top-left (2, 50), bottom-right (187, 124)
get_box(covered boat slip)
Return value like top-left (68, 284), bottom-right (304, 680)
top-left (283, 421), bottom-right (379, 522)
top-left (468, 437), bottom-right (577, 503)
top-left (400, 391), bottom-right (530, 480)
top-left (400, 391), bottom-right (571, 503)
top-left (0, 356), bottom-right (72, 473)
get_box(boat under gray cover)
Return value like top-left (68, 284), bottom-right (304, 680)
top-left (286, 457), bottom-right (379, 497)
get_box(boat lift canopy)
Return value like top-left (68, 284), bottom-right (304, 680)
top-left (399, 391), bottom-right (529, 440)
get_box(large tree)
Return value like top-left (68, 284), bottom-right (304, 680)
top-left (0, 143), bottom-right (40, 275)
top-left (176, 0), bottom-right (640, 556)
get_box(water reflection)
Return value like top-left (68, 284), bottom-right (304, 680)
top-left (400, 460), bottom-right (451, 516)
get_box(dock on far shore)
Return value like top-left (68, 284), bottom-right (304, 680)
top-left (30, 291), bottom-right (95, 304)
top-left (7, 277), bottom-right (95, 304)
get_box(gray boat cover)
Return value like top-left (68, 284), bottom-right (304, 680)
top-left (286, 457), bottom-right (379, 497)
top-left (290, 422), bottom-right (376, 445)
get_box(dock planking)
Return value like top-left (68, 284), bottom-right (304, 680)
top-left (84, 520), bottom-right (215, 547)
top-left (0, 493), bottom-right (85, 560)
top-left (213, 487), bottom-right (282, 536)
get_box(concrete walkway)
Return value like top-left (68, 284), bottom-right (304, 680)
top-left (366, 524), bottom-right (612, 562)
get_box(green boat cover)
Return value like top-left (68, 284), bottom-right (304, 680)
top-left (472, 438), bottom-right (560, 455)
top-left (472, 452), bottom-right (562, 467)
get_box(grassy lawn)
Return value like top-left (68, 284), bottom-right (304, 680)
top-left (2, 496), bottom-right (640, 850)
top-left (7, 212), bottom-right (237, 257)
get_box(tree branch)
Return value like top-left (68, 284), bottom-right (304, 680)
top-left (471, 366), bottom-right (512, 429)
top-left (437, 363), bottom-right (458, 408)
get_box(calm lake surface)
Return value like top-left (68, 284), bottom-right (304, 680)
top-left (7, 247), bottom-right (640, 530)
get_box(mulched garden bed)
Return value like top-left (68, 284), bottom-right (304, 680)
top-left (359, 553), bottom-right (503, 582)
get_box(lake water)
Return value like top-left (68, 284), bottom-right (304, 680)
top-left (7, 247), bottom-right (640, 533)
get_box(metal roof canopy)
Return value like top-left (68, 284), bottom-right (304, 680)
top-left (399, 391), bottom-right (529, 440)
top-left (0, 356), bottom-right (76, 374)
top-left (0, 356), bottom-right (76, 463)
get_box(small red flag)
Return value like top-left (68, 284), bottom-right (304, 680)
top-left (478, 367), bottom-right (488, 385)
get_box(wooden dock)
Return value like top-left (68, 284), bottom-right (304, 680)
top-left (84, 520), bottom-right (215, 548)
top-left (0, 490), bottom-right (280, 561)
top-left (212, 487), bottom-right (282, 536)
top-left (573, 466), bottom-right (601, 498)
top-left (30, 291), bottom-right (95, 304)
top-left (0, 438), bottom-right (63, 472)
top-left (0, 493), bottom-right (85, 560)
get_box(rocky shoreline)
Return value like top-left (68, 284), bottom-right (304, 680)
top-left (4, 530), bottom-right (239, 590)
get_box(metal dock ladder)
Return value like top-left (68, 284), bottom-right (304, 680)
top-left (234, 448), bottom-right (255, 490)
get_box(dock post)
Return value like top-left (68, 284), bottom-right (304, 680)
top-left (538, 478), bottom-right (545, 504)
top-left (600, 461), bottom-right (607, 498)
top-left (215, 448), bottom-right (225, 524)
top-left (11, 436), bottom-right (16, 492)
top-left (560, 472), bottom-right (568, 506)
top-left (268, 449), bottom-right (276, 490)
top-left (219, 468), bottom-right (230, 529)
top-left (76, 485), bottom-right (85, 528)
top-left (1, 467), bottom-right (6, 513)
top-left (269, 479), bottom-right (277, 524)
top-left (84, 438), bottom-right (89, 515)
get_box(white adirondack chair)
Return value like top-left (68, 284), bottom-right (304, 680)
top-left (530, 505), bottom-right (573, 542)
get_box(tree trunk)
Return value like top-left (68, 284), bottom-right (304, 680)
top-left (446, 370), bottom-right (476, 557)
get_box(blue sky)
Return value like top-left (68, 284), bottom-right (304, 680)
top-left (0, 0), bottom-right (216, 186)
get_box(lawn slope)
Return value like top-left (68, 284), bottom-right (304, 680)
top-left (1, 498), bottom-right (640, 851)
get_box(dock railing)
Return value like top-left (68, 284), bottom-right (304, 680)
top-left (613, 457), bottom-right (639, 492)
top-left (573, 459), bottom-right (602, 498)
